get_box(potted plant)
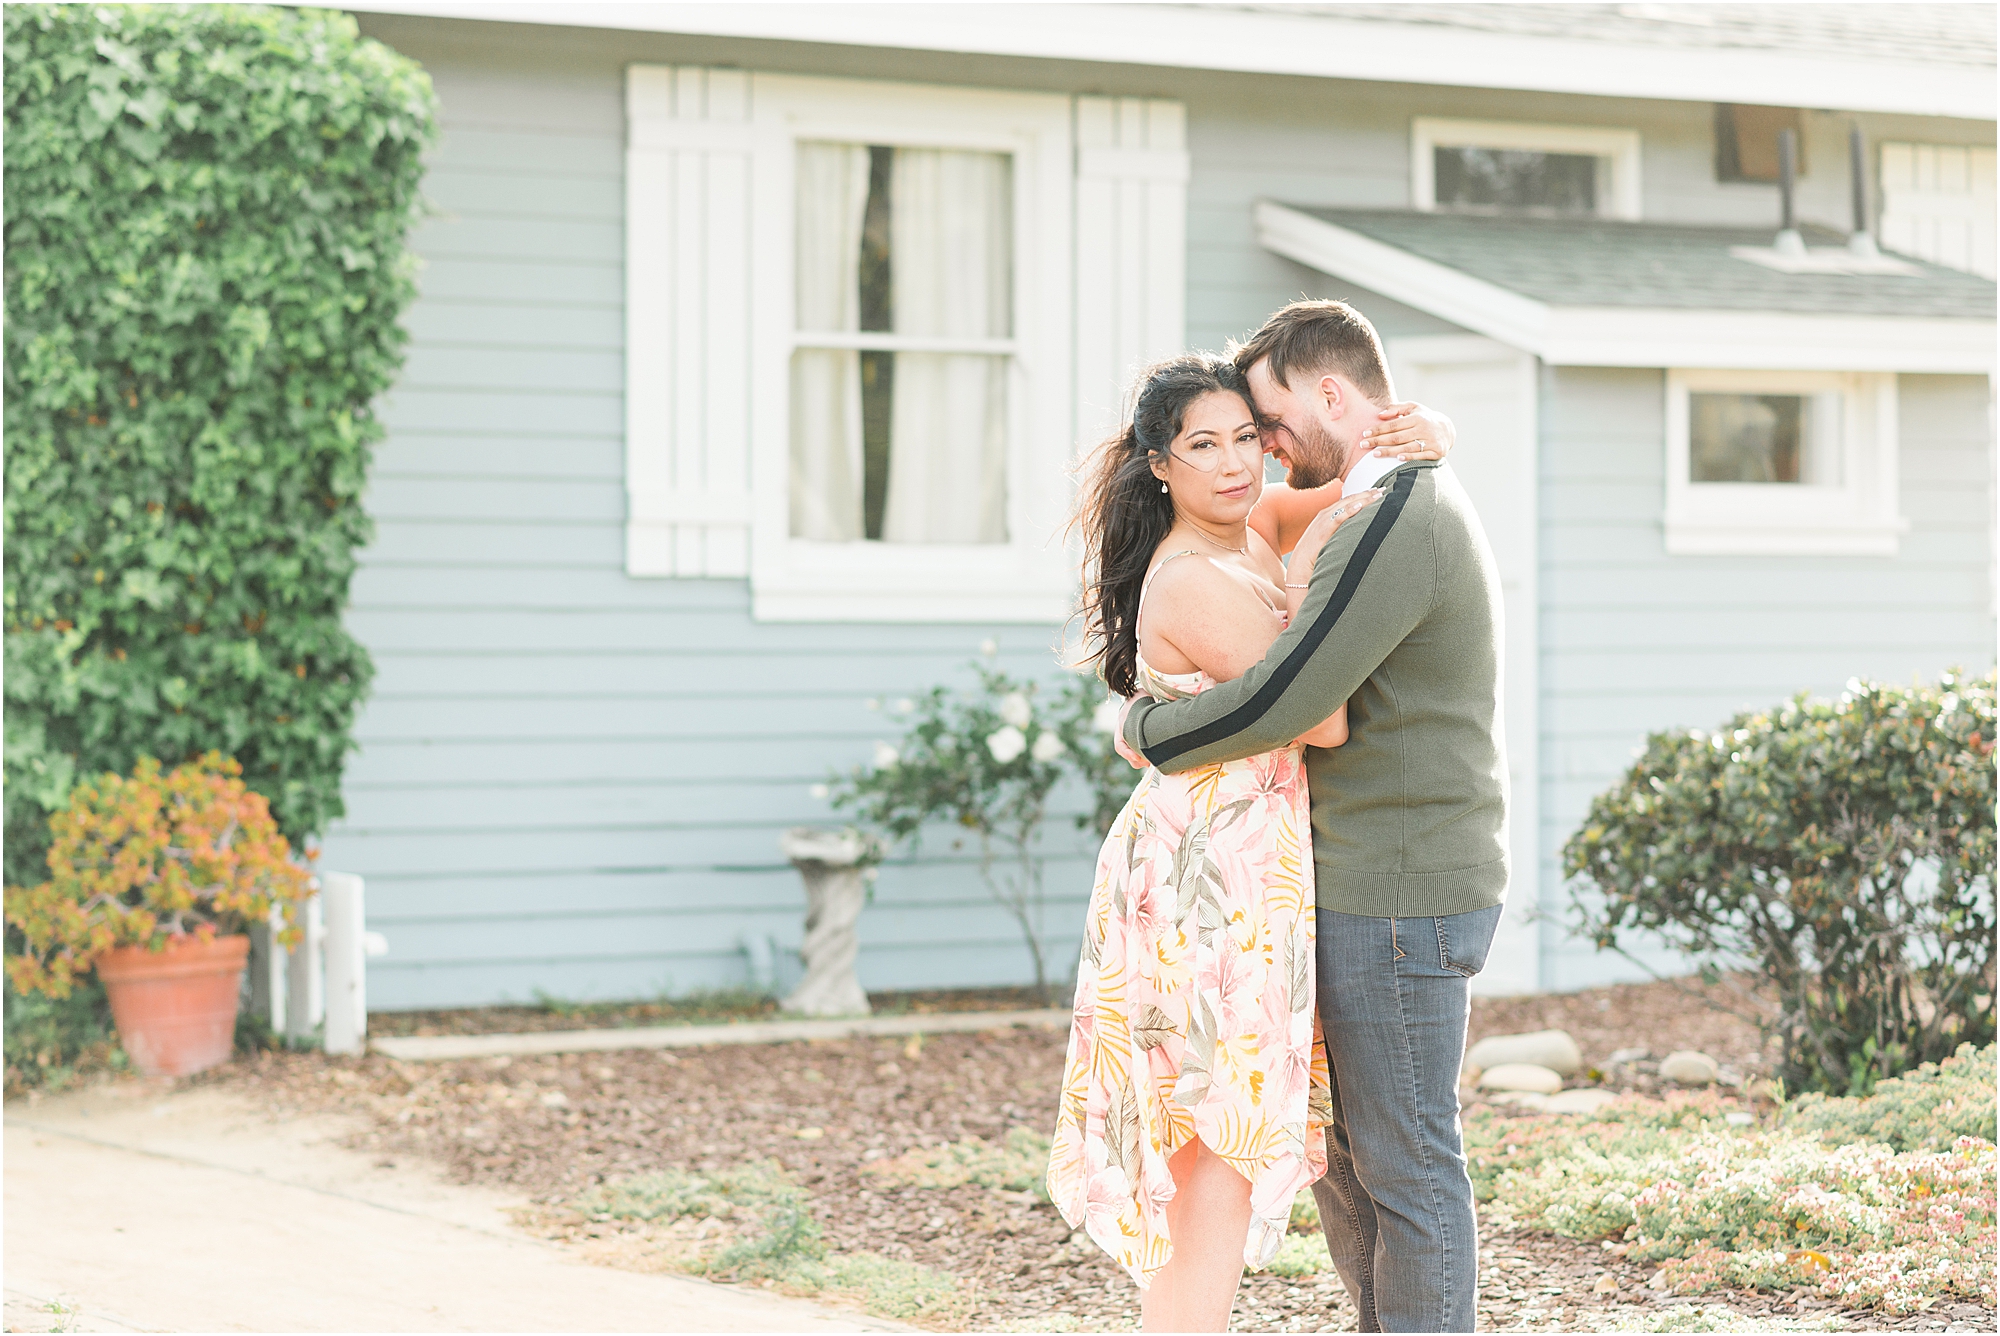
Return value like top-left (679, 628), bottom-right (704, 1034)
top-left (4, 752), bottom-right (316, 1077)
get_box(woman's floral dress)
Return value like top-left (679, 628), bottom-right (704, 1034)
top-left (1047, 621), bottom-right (1332, 1287)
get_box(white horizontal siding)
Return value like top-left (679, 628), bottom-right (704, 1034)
top-left (1537, 368), bottom-right (1994, 991)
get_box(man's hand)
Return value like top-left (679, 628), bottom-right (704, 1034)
top-left (1114, 696), bottom-right (1147, 770)
top-left (1362, 401), bottom-right (1454, 461)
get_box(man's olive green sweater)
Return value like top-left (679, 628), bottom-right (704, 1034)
top-left (1122, 461), bottom-right (1510, 918)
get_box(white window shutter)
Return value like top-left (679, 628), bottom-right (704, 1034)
top-left (1074, 97), bottom-right (1189, 447)
top-left (625, 66), bottom-right (756, 577)
top-left (1879, 142), bottom-right (1997, 280)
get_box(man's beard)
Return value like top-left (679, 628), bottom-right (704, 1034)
top-left (1282, 415), bottom-right (1350, 490)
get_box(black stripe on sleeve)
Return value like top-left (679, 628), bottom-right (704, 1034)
top-left (1141, 466), bottom-right (1419, 768)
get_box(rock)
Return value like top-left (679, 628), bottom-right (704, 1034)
top-left (1607, 1046), bottom-right (1650, 1066)
top-left (1546, 1088), bottom-right (1619, 1115)
top-left (1477, 1063), bottom-right (1564, 1094)
top-left (1466, 1029), bottom-right (1584, 1076)
top-left (1490, 1091), bottom-right (1549, 1110)
top-left (1724, 1111), bottom-right (1755, 1127)
top-left (1660, 1050), bottom-right (1720, 1085)
top-left (1592, 1273), bottom-right (1620, 1295)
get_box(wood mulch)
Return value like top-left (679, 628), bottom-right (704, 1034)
top-left (203, 976), bottom-right (1988, 1334)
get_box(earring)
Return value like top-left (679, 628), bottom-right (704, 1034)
top-left (1160, 482), bottom-right (1169, 494)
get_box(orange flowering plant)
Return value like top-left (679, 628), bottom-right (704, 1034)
top-left (4, 753), bottom-right (315, 998)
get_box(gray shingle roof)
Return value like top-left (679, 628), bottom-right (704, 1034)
top-left (1293, 208), bottom-right (1996, 319)
top-left (1223, 4), bottom-right (1995, 69)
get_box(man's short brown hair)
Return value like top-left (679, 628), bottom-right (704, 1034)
top-left (1230, 299), bottom-right (1393, 403)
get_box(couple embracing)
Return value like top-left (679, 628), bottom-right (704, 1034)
top-left (1046, 300), bottom-right (1509, 1334)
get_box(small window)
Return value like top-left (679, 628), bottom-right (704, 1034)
top-left (1665, 370), bottom-right (1902, 557)
top-left (1433, 146), bottom-right (1600, 216)
top-left (790, 142), bottom-right (1013, 545)
top-left (1688, 391), bottom-right (1841, 485)
top-left (1412, 118), bottom-right (1641, 221)
top-left (1714, 105), bottom-right (1805, 184)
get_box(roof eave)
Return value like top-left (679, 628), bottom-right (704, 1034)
top-left (338, 2), bottom-right (1996, 122)
top-left (1254, 202), bottom-right (1996, 374)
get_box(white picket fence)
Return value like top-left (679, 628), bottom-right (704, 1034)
top-left (247, 872), bottom-right (385, 1054)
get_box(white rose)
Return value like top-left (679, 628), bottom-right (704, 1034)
top-left (872, 741), bottom-right (900, 768)
top-left (1030, 730), bottom-right (1066, 762)
top-left (998, 692), bottom-right (1033, 728)
top-left (808, 783), bottom-right (830, 800)
top-left (978, 638), bottom-right (999, 657)
top-left (986, 726), bottom-right (1027, 763)
top-left (1092, 696), bottom-right (1123, 734)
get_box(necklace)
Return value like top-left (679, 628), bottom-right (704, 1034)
top-left (1184, 520), bottom-right (1250, 556)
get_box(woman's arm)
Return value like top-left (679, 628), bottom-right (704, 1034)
top-left (1297, 704), bottom-right (1349, 748)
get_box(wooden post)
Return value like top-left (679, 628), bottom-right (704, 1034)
top-left (284, 892), bottom-right (324, 1045)
top-left (322, 872), bottom-right (368, 1055)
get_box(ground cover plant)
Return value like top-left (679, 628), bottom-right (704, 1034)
top-left (1564, 673), bottom-right (1996, 1096)
top-left (573, 1160), bottom-right (971, 1322)
top-left (1469, 1044), bottom-right (1997, 1317)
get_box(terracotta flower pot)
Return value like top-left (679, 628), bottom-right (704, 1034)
top-left (95, 934), bottom-right (250, 1078)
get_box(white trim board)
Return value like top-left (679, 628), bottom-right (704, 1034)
top-left (340, 2), bottom-right (1995, 122)
top-left (1256, 202), bottom-right (1995, 374)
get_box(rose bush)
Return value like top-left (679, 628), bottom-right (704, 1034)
top-left (826, 656), bottom-right (1132, 1001)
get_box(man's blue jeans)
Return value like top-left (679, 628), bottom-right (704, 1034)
top-left (1310, 903), bottom-right (1503, 1333)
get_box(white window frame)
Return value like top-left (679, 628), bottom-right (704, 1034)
top-left (745, 76), bottom-right (1073, 623)
top-left (1412, 117), bottom-right (1641, 221)
top-left (1664, 369), bottom-right (1904, 557)
top-left (626, 71), bottom-right (1185, 622)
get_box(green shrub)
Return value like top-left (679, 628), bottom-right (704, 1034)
top-left (3, 4), bottom-right (436, 885)
top-left (1563, 673), bottom-right (1995, 1095)
top-left (1784, 1041), bottom-right (1997, 1152)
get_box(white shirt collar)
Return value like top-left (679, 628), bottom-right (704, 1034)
top-left (1342, 450), bottom-right (1408, 495)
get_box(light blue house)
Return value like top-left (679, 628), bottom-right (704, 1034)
top-left (328, 2), bottom-right (1997, 1009)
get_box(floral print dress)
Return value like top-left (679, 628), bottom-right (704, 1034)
top-left (1047, 555), bottom-right (1333, 1287)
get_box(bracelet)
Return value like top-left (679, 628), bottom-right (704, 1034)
top-left (1284, 581), bottom-right (1311, 589)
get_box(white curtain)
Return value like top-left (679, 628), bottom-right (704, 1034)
top-left (881, 148), bottom-right (1011, 545)
top-left (789, 143), bottom-right (871, 541)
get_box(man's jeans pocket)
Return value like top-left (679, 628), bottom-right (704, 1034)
top-left (1434, 903), bottom-right (1505, 978)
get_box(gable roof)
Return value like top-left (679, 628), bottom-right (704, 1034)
top-left (1256, 202), bottom-right (1995, 373)
top-left (343, 2), bottom-right (1995, 120)
top-left (1295, 209), bottom-right (1995, 320)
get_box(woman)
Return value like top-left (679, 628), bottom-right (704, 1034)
top-left (1047, 354), bottom-right (1452, 1332)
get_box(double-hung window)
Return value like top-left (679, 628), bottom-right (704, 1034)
top-left (624, 68), bottom-right (1186, 622)
top-left (789, 141), bottom-right (1014, 547)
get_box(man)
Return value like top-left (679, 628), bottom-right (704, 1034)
top-left (1119, 299), bottom-right (1508, 1333)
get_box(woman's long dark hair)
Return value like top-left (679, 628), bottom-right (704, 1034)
top-left (1073, 354), bottom-right (1252, 698)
